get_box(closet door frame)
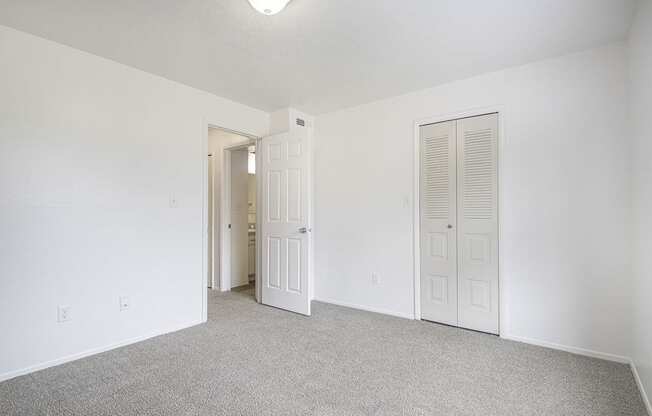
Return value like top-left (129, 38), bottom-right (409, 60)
top-left (413, 106), bottom-right (506, 335)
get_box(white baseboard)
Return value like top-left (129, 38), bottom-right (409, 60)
top-left (313, 297), bottom-right (414, 320)
top-left (0, 320), bottom-right (204, 383)
top-left (500, 333), bottom-right (630, 363)
top-left (631, 360), bottom-right (652, 415)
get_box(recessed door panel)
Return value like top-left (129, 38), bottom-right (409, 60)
top-left (428, 275), bottom-right (448, 304)
top-left (464, 234), bottom-right (491, 265)
top-left (287, 168), bottom-right (301, 223)
top-left (267, 237), bottom-right (281, 289)
top-left (428, 233), bottom-right (448, 260)
top-left (287, 140), bottom-right (302, 158)
top-left (268, 143), bottom-right (282, 161)
top-left (469, 279), bottom-right (491, 311)
top-left (268, 171), bottom-right (281, 222)
top-left (287, 238), bottom-right (302, 293)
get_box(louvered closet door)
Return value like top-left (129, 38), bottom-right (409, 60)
top-left (457, 114), bottom-right (499, 334)
top-left (420, 120), bottom-right (458, 326)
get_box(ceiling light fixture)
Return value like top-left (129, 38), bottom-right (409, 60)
top-left (247, 0), bottom-right (291, 15)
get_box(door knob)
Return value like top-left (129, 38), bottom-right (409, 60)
top-left (447, 224), bottom-right (453, 229)
top-left (298, 227), bottom-right (310, 234)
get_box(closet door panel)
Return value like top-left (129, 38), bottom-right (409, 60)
top-left (456, 113), bottom-right (499, 334)
top-left (420, 120), bottom-right (458, 326)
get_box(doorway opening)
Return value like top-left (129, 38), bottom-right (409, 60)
top-left (204, 111), bottom-right (314, 318)
top-left (207, 127), bottom-right (260, 303)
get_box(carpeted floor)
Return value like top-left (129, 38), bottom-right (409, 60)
top-left (0, 290), bottom-right (647, 415)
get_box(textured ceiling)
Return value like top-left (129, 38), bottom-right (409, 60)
top-left (0, 0), bottom-right (637, 114)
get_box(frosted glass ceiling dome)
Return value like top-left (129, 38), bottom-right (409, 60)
top-left (247, 0), bottom-right (292, 15)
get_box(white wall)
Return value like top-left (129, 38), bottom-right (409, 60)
top-left (0, 17), bottom-right (643, 388)
top-left (0, 25), bottom-right (269, 381)
top-left (314, 43), bottom-right (632, 359)
top-left (629, 0), bottom-right (652, 409)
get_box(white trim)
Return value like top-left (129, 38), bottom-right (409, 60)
top-left (500, 333), bottom-right (630, 363)
top-left (208, 152), bottom-right (216, 289)
top-left (631, 360), bottom-right (652, 415)
top-left (314, 297), bottom-right (414, 320)
top-left (308, 119), bottom-right (316, 302)
top-left (412, 119), bottom-right (420, 320)
top-left (0, 320), bottom-right (204, 383)
top-left (220, 145), bottom-right (232, 292)
top-left (201, 119), bottom-right (209, 322)
top-left (255, 137), bottom-right (262, 302)
top-left (413, 106), bottom-right (507, 335)
top-left (220, 138), bottom-right (256, 292)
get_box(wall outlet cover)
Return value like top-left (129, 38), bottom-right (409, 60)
top-left (57, 305), bottom-right (71, 323)
top-left (371, 273), bottom-right (379, 285)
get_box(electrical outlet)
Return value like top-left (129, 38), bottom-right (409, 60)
top-left (371, 273), bottom-right (379, 286)
top-left (119, 296), bottom-right (130, 311)
top-left (57, 305), bottom-right (71, 323)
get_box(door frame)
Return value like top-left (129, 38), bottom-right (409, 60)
top-left (221, 139), bottom-right (258, 296)
top-left (412, 106), bottom-right (507, 334)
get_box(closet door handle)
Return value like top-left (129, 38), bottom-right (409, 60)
top-left (447, 224), bottom-right (453, 229)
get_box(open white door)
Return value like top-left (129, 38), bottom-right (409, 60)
top-left (260, 132), bottom-right (311, 315)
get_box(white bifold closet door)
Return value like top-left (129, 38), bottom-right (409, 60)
top-left (420, 113), bottom-right (498, 334)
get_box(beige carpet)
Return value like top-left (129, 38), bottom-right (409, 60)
top-left (0, 290), bottom-right (647, 415)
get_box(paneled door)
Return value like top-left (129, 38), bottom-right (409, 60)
top-left (456, 114), bottom-right (499, 334)
top-left (260, 132), bottom-right (311, 316)
top-left (420, 113), bottom-right (498, 334)
top-left (419, 120), bottom-right (458, 326)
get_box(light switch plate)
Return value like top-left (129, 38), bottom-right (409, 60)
top-left (169, 193), bottom-right (178, 208)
